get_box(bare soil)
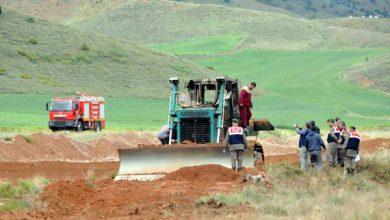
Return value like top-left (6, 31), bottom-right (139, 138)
top-left (0, 134), bottom-right (388, 219)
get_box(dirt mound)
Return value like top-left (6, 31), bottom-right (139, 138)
top-left (165, 164), bottom-right (240, 182)
top-left (37, 165), bottom-right (244, 219)
top-left (41, 179), bottom-right (96, 216)
top-left (0, 133), bottom-right (89, 162)
top-left (0, 132), bottom-right (157, 163)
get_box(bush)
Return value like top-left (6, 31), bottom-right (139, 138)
top-left (3, 137), bottom-right (12, 141)
top-left (17, 50), bottom-right (27, 56)
top-left (81, 43), bottom-right (90, 52)
top-left (0, 177), bottom-right (49, 211)
top-left (16, 50), bottom-right (38, 62)
top-left (25, 17), bottom-right (34, 23)
top-left (22, 135), bottom-right (33, 143)
top-left (0, 182), bottom-right (17, 199)
top-left (28, 38), bottom-right (38, 45)
top-left (38, 75), bottom-right (59, 87)
top-left (206, 66), bottom-right (215, 71)
top-left (18, 180), bottom-right (35, 195)
top-left (20, 74), bottom-right (32, 80)
top-left (262, 204), bottom-right (288, 216)
top-left (0, 67), bottom-right (5, 75)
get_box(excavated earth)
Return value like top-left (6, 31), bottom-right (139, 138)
top-left (0, 132), bottom-right (388, 219)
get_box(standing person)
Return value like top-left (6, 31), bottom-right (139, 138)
top-left (294, 122), bottom-right (311, 171)
top-left (343, 126), bottom-right (360, 175)
top-left (238, 82), bottom-right (256, 132)
top-left (224, 118), bottom-right (248, 171)
top-left (309, 120), bottom-right (321, 134)
top-left (326, 119), bottom-right (339, 167)
top-left (305, 126), bottom-right (326, 171)
top-left (337, 120), bottom-right (347, 166)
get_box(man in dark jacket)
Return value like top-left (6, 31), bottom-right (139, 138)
top-left (294, 122), bottom-right (311, 171)
top-left (305, 126), bottom-right (326, 171)
top-left (224, 118), bottom-right (248, 171)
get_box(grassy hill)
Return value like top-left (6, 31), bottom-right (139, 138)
top-left (0, 0), bottom-right (129, 24)
top-left (342, 54), bottom-right (390, 93)
top-left (171, 0), bottom-right (300, 17)
top-left (173, 0), bottom-right (390, 19)
top-left (0, 8), bottom-right (216, 98)
top-left (321, 17), bottom-right (390, 33)
top-left (77, 0), bottom-right (390, 50)
top-left (252, 0), bottom-right (390, 19)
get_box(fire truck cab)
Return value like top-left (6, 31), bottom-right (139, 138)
top-left (46, 95), bottom-right (106, 132)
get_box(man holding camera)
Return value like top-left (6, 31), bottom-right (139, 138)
top-left (294, 122), bottom-right (311, 171)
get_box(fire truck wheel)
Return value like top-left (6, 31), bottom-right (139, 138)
top-left (75, 121), bottom-right (82, 132)
top-left (94, 122), bottom-right (101, 132)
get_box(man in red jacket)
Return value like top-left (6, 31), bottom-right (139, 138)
top-left (238, 82), bottom-right (256, 130)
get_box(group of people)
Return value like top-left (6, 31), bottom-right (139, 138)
top-left (295, 117), bottom-right (361, 175)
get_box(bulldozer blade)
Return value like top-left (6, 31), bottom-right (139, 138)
top-left (115, 144), bottom-right (254, 181)
top-left (252, 119), bottom-right (275, 131)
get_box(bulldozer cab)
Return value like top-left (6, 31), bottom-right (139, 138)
top-left (171, 77), bottom-right (241, 144)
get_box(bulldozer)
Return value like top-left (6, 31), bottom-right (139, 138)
top-left (115, 77), bottom-right (274, 181)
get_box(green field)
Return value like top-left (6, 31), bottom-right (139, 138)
top-left (150, 35), bottom-right (242, 55)
top-left (195, 49), bottom-right (390, 128)
top-left (1, 49), bottom-right (389, 131)
top-left (0, 94), bottom-right (167, 132)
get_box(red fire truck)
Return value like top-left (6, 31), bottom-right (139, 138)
top-left (46, 95), bottom-right (106, 132)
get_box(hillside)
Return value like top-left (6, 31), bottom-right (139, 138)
top-left (77, 0), bottom-right (390, 50)
top-left (253, 0), bottom-right (390, 19)
top-left (321, 17), bottom-right (390, 33)
top-left (0, 8), bottom-right (216, 98)
top-left (172, 0), bottom-right (300, 17)
top-left (0, 0), bottom-right (129, 24)
top-left (342, 54), bottom-right (390, 93)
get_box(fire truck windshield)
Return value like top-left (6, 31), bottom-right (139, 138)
top-left (50, 101), bottom-right (72, 111)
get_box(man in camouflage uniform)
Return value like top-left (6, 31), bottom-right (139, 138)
top-left (326, 119), bottom-right (339, 167)
top-left (336, 120), bottom-right (347, 166)
top-left (343, 126), bottom-right (360, 175)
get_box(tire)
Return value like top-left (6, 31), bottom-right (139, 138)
top-left (94, 122), bottom-right (101, 132)
top-left (50, 127), bottom-right (57, 132)
top-left (75, 120), bottom-right (82, 132)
